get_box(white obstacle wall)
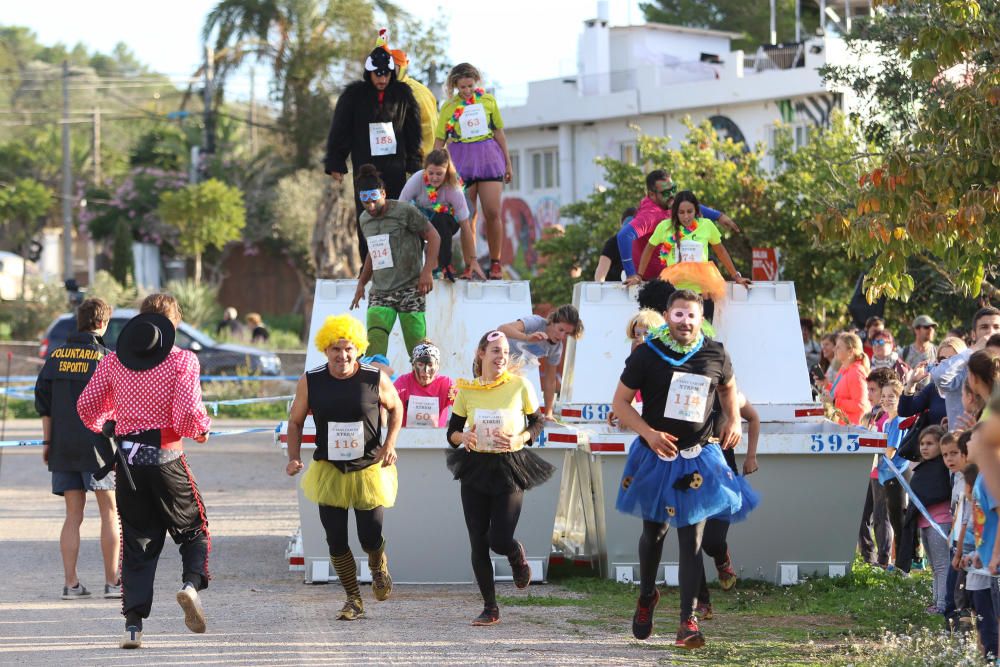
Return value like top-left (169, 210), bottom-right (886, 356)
top-left (305, 279), bottom-right (541, 396)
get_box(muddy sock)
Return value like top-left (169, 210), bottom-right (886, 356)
top-left (331, 550), bottom-right (361, 600)
top-left (364, 538), bottom-right (386, 570)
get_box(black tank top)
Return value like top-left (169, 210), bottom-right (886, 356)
top-left (306, 362), bottom-right (382, 472)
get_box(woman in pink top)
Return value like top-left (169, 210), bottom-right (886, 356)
top-left (399, 149), bottom-right (486, 281)
top-left (393, 340), bottom-right (455, 427)
top-left (828, 332), bottom-right (871, 425)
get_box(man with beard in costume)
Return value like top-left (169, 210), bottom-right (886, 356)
top-left (324, 43), bottom-right (423, 264)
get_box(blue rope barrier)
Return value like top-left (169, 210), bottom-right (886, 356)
top-left (2, 375), bottom-right (299, 387)
top-left (0, 426), bottom-right (278, 448)
top-left (204, 395), bottom-right (293, 415)
top-left (882, 453), bottom-right (950, 542)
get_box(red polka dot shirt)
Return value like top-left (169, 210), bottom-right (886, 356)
top-left (77, 347), bottom-right (211, 446)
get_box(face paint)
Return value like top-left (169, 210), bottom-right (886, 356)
top-left (669, 306), bottom-right (701, 326)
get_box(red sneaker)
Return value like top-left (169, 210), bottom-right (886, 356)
top-left (675, 616), bottom-right (705, 649)
top-left (489, 260), bottom-right (503, 280)
top-left (631, 588), bottom-right (659, 640)
top-left (717, 552), bottom-right (737, 591)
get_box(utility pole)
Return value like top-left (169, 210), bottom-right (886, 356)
top-left (88, 106), bottom-right (101, 284)
top-left (203, 45), bottom-right (215, 159)
top-left (769, 0), bottom-right (777, 44)
top-left (795, 0), bottom-right (801, 42)
top-left (92, 107), bottom-right (102, 185)
top-left (249, 67), bottom-right (257, 155)
top-left (61, 60), bottom-right (73, 283)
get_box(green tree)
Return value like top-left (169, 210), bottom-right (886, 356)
top-left (0, 177), bottom-right (53, 253)
top-left (158, 179), bottom-right (246, 284)
top-left (537, 119), bottom-right (865, 324)
top-left (810, 0), bottom-right (1000, 305)
top-left (641, 0), bottom-right (820, 51)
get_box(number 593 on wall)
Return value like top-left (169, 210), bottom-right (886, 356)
top-left (809, 434), bottom-right (860, 453)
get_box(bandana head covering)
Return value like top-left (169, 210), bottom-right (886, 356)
top-left (411, 341), bottom-right (441, 364)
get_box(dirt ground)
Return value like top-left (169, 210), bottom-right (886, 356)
top-left (0, 419), bottom-right (663, 666)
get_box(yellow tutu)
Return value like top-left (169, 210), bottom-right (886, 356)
top-left (660, 262), bottom-right (727, 301)
top-left (301, 459), bottom-right (398, 510)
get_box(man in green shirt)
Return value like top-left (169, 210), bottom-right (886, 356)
top-left (350, 163), bottom-right (440, 358)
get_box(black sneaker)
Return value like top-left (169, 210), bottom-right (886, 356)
top-left (61, 583), bottom-right (91, 600)
top-left (632, 588), bottom-right (660, 640)
top-left (509, 541), bottom-right (531, 589)
top-left (472, 605), bottom-right (500, 626)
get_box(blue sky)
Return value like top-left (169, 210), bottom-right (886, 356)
top-left (5, 0), bottom-right (645, 105)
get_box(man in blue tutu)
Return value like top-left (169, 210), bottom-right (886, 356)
top-left (611, 289), bottom-right (757, 649)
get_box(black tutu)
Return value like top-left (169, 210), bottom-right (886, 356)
top-left (445, 447), bottom-right (556, 494)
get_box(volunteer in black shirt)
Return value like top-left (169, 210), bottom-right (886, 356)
top-left (594, 207), bottom-right (636, 282)
top-left (611, 289), bottom-right (757, 650)
top-left (285, 313), bottom-right (402, 621)
top-left (34, 298), bottom-right (121, 600)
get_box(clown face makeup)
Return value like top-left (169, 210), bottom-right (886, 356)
top-left (412, 357), bottom-right (440, 386)
top-left (667, 301), bottom-right (703, 344)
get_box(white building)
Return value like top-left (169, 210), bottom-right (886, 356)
top-left (497, 7), bottom-right (868, 270)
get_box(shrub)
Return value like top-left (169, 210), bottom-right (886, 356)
top-left (166, 279), bottom-right (221, 331)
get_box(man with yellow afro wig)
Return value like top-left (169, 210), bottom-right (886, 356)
top-left (313, 314), bottom-right (369, 355)
top-left (286, 312), bottom-right (403, 621)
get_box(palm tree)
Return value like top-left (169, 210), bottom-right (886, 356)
top-left (203, 0), bottom-right (403, 169)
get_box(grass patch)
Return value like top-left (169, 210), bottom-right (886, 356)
top-left (499, 559), bottom-right (953, 666)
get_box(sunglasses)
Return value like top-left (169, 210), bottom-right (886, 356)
top-left (359, 189), bottom-right (383, 203)
top-left (872, 338), bottom-right (891, 345)
top-left (658, 184), bottom-right (678, 198)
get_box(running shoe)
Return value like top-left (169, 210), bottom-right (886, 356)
top-left (176, 584), bottom-right (206, 633)
top-left (509, 541), bottom-right (531, 589)
top-left (472, 605), bottom-right (500, 626)
top-left (61, 583), bottom-right (91, 600)
top-left (695, 602), bottom-right (714, 620)
top-left (631, 588), bottom-right (660, 640)
top-left (119, 625), bottom-right (142, 649)
top-left (337, 597), bottom-right (365, 621)
top-left (489, 260), bottom-right (503, 280)
top-left (370, 552), bottom-right (393, 601)
top-left (442, 265), bottom-right (456, 282)
top-left (717, 553), bottom-right (737, 591)
top-left (675, 616), bottom-right (705, 649)
top-left (104, 581), bottom-right (122, 599)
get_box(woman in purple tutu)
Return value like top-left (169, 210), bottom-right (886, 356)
top-left (434, 63), bottom-right (512, 280)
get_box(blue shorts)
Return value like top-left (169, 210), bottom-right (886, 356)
top-left (51, 470), bottom-right (115, 496)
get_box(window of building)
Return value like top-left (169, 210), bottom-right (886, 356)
top-left (620, 141), bottom-right (639, 165)
top-left (506, 151), bottom-right (520, 191)
top-left (767, 122), bottom-right (811, 170)
top-left (530, 148), bottom-right (559, 190)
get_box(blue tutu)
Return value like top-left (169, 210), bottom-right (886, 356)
top-left (616, 439), bottom-right (756, 527)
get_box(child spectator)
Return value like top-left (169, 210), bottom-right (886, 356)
top-left (393, 340), bottom-right (454, 428)
top-left (857, 366), bottom-right (897, 566)
top-left (896, 425), bottom-right (951, 610)
top-left (941, 432), bottom-right (969, 627)
top-left (966, 424), bottom-right (1000, 658)
top-left (877, 380), bottom-right (910, 569)
top-left (958, 462), bottom-right (996, 656)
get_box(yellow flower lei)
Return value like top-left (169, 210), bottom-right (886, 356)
top-left (455, 370), bottom-right (514, 391)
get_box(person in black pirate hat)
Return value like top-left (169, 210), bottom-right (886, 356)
top-left (77, 294), bottom-right (213, 650)
top-left (324, 39), bottom-right (423, 264)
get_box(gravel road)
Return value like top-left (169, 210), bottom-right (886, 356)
top-left (0, 419), bottom-right (658, 666)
